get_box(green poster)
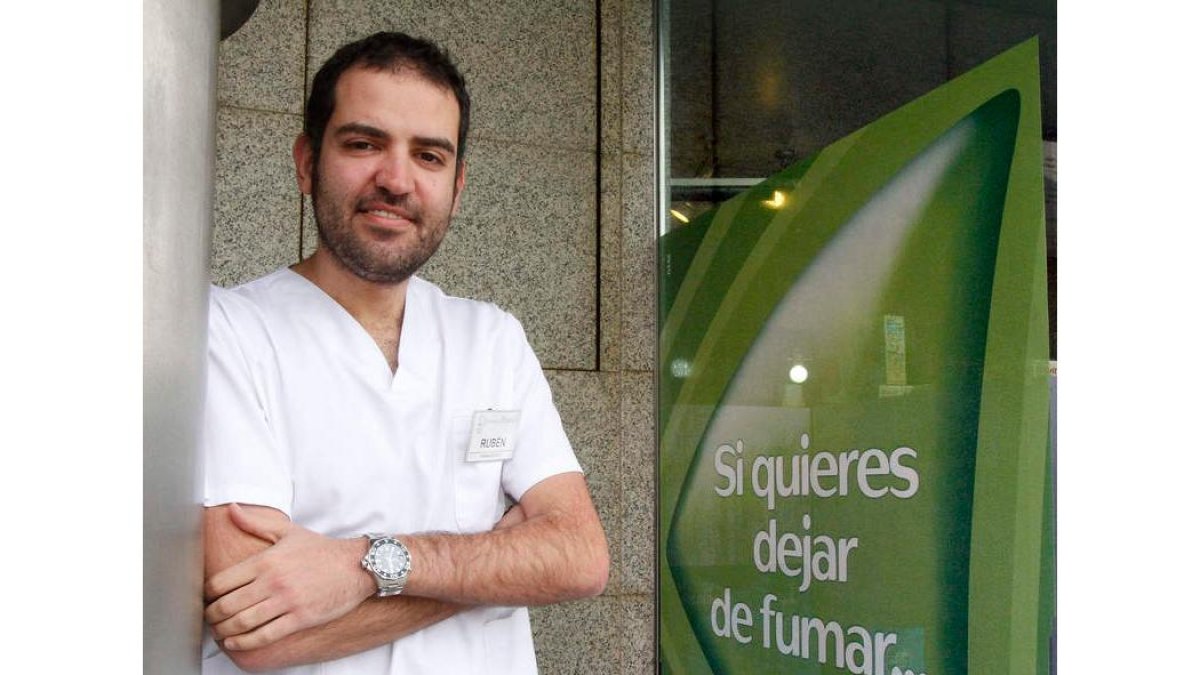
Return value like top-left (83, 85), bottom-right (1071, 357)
top-left (658, 40), bottom-right (1051, 675)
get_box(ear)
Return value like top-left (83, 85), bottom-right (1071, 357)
top-left (293, 134), bottom-right (315, 195)
top-left (451, 161), bottom-right (468, 216)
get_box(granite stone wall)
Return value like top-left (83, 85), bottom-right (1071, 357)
top-left (212, 0), bottom-right (658, 671)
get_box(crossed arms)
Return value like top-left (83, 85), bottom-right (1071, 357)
top-left (203, 471), bottom-right (608, 672)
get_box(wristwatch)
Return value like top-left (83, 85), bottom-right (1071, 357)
top-left (361, 533), bottom-right (412, 597)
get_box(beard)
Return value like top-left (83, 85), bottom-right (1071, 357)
top-left (310, 167), bottom-right (452, 284)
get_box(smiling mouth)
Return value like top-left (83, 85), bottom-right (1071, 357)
top-left (358, 203), bottom-right (422, 230)
top-left (365, 209), bottom-right (411, 221)
top-left (356, 188), bottom-right (420, 223)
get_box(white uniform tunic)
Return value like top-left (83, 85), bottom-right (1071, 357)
top-left (201, 268), bottom-right (582, 674)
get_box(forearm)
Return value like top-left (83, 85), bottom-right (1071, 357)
top-left (227, 595), bottom-right (461, 673)
top-left (204, 476), bottom-right (608, 667)
top-left (207, 504), bottom-right (465, 671)
top-left (400, 474), bottom-right (609, 606)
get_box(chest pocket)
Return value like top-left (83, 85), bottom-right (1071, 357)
top-left (450, 412), bottom-right (505, 533)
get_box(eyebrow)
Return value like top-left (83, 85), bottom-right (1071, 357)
top-left (333, 122), bottom-right (457, 157)
top-left (333, 122), bottom-right (389, 140)
top-left (414, 135), bottom-right (457, 157)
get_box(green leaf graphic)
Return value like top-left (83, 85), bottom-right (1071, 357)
top-left (660, 39), bottom-right (1049, 675)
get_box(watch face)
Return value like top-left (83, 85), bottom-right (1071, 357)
top-left (369, 539), bottom-right (410, 580)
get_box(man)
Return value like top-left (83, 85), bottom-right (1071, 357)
top-left (201, 31), bottom-right (609, 674)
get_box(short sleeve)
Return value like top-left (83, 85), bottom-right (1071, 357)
top-left (201, 287), bottom-right (293, 516)
top-left (498, 313), bottom-right (583, 502)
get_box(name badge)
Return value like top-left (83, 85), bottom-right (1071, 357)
top-left (466, 410), bottom-right (520, 462)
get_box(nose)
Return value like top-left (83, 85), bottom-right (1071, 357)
top-left (375, 153), bottom-right (415, 195)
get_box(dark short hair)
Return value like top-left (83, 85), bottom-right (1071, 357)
top-left (304, 31), bottom-right (471, 170)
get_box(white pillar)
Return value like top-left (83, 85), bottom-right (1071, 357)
top-left (143, 0), bottom-right (218, 671)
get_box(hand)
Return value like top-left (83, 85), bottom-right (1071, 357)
top-left (204, 503), bottom-right (375, 651)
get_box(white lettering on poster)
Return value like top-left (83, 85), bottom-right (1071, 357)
top-left (712, 433), bottom-right (920, 508)
top-left (704, 432), bottom-right (928, 674)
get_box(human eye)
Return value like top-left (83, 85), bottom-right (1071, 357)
top-left (344, 139), bottom-right (378, 152)
top-left (417, 150), bottom-right (447, 166)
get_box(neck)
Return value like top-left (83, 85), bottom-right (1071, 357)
top-left (292, 248), bottom-right (410, 372)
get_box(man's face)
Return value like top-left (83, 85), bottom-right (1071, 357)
top-left (295, 66), bottom-right (466, 284)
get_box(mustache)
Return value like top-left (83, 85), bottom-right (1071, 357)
top-left (356, 189), bottom-right (421, 222)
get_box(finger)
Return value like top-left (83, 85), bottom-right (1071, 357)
top-left (228, 502), bottom-right (290, 543)
top-left (204, 556), bottom-right (259, 600)
top-left (205, 579), bottom-right (273, 625)
top-left (223, 612), bottom-right (302, 651)
top-left (211, 597), bottom-right (285, 640)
